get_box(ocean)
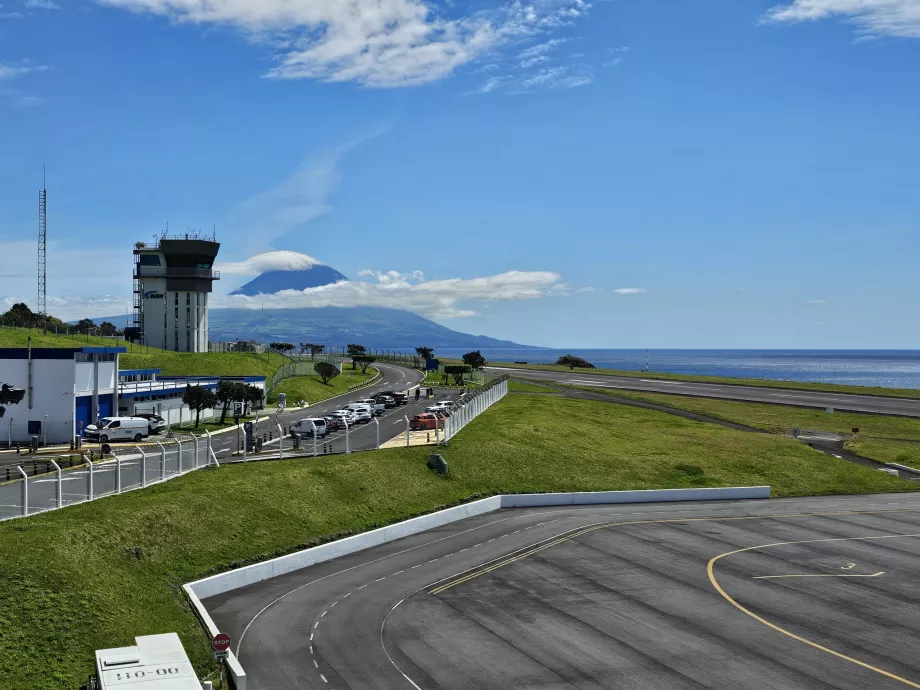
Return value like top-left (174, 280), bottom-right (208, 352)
top-left (422, 349), bottom-right (920, 390)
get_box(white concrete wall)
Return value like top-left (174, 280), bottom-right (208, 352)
top-left (0, 357), bottom-right (75, 443)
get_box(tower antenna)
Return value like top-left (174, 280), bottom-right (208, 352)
top-left (38, 166), bottom-right (47, 334)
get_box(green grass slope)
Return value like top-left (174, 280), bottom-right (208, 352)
top-left (0, 392), bottom-right (914, 687)
top-left (268, 367), bottom-right (378, 404)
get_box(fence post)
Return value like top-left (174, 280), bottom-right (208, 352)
top-left (205, 430), bottom-right (212, 467)
top-left (16, 465), bottom-right (27, 516)
top-left (156, 441), bottom-right (166, 481)
top-left (43, 415), bottom-right (47, 446)
top-left (345, 420), bottom-right (350, 454)
top-left (176, 438), bottom-right (184, 473)
top-left (435, 418), bottom-right (440, 444)
top-left (137, 447), bottom-right (146, 488)
top-left (277, 423), bottom-right (284, 460)
top-left (50, 459), bottom-right (62, 509)
top-left (374, 416), bottom-right (380, 449)
top-left (309, 421), bottom-right (318, 457)
top-left (116, 454), bottom-right (122, 494)
top-left (194, 437), bottom-right (200, 469)
top-left (405, 415), bottom-right (410, 447)
top-left (86, 457), bottom-right (94, 500)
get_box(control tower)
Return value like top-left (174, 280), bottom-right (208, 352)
top-left (130, 233), bottom-right (220, 352)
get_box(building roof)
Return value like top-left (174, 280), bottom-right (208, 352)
top-left (0, 346), bottom-right (126, 359)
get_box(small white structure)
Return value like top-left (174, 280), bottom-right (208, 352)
top-left (0, 345), bottom-right (123, 445)
top-left (95, 632), bottom-right (201, 690)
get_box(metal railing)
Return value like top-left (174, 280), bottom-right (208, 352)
top-left (348, 370), bottom-right (382, 392)
top-left (0, 435), bottom-right (214, 521)
top-left (135, 266), bottom-right (220, 279)
top-left (441, 376), bottom-right (508, 443)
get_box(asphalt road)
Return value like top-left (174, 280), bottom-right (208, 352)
top-left (488, 366), bottom-right (920, 417)
top-left (207, 493), bottom-right (920, 689)
top-left (0, 363), bottom-right (428, 519)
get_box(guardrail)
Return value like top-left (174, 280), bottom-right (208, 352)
top-left (348, 369), bottom-right (382, 391)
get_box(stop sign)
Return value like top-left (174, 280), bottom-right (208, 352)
top-left (212, 633), bottom-right (231, 652)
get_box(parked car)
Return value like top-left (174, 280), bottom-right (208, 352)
top-left (83, 417), bottom-right (150, 443)
top-left (133, 413), bottom-right (167, 434)
top-left (354, 399), bottom-right (385, 416)
top-left (410, 412), bottom-right (444, 431)
top-left (425, 406), bottom-right (451, 418)
top-left (350, 408), bottom-right (372, 424)
top-left (329, 410), bottom-right (355, 425)
top-left (371, 394), bottom-right (396, 408)
top-left (291, 417), bottom-right (327, 439)
top-left (377, 390), bottom-right (408, 405)
top-left (323, 416), bottom-right (345, 432)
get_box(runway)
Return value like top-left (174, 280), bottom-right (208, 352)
top-left (205, 493), bottom-right (920, 689)
top-left (487, 366), bottom-right (920, 417)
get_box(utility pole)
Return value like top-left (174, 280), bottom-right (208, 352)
top-left (37, 167), bottom-right (47, 334)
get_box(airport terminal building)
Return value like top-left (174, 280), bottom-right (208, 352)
top-left (0, 347), bottom-right (265, 445)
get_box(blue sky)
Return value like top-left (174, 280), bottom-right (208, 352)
top-left (1, 0), bottom-right (918, 348)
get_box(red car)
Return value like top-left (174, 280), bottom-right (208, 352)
top-left (323, 416), bottom-right (345, 432)
top-left (410, 413), bottom-right (444, 431)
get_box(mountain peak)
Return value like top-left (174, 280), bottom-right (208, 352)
top-left (229, 264), bottom-right (348, 296)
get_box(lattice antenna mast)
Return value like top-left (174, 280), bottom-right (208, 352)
top-left (38, 167), bottom-right (47, 334)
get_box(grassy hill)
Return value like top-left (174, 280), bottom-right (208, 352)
top-left (0, 326), bottom-right (281, 378)
top-left (0, 390), bottom-right (915, 688)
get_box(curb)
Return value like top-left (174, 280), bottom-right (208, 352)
top-left (183, 486), bottom-right (770, 689)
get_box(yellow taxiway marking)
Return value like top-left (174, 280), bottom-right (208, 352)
top-left (428, 507), bottom-right (920, 596)
top-left (752, 571), bottom-right (885, 579)
top-left (709, 533), bottom-right (920, 688)
top-left (426, 507), bottom-right (920, 687)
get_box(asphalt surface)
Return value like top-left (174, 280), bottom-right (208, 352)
top-left (207, 493), bottom-right (920, 690)
top-left (489, 366), bottom-right (920, 417)
top-left (0, 363), bottom-right (428, 519)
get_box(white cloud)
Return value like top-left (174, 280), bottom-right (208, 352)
top-left (609, 45), bottom-right (629, 52)
top-left (24, 0), bottom-right (60, 8)
top-left (211, 267), bottom-right (565, 319)
top-left (762, 0), bottom-right (920, 38)
top-left (218, 251), bottom-right (325, 276)
top-left (513, 65), bottom-right (593, 90)
top-left (518, 37), bottom-right (569, 59)
top-left (807, 298), bottom-right (827, 304)
top-left (520, 55), bottom-right (549, 68)
top-left (614, 287), bottom-right (647, 294)
top-left (576, 286), bottom-right (596, 293)
top-left (0, 60), bottom-right (49, 80)
top-left (97, 0), bottom-right (593, 87)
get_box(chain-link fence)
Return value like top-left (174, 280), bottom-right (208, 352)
top-left (441, 376), bottom-right (508, 443)
top-left (0, 436), bottom-right (211, 521)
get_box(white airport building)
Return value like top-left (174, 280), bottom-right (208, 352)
top-left (129, 233), bottom-right (220, 353)
top-left (0, 346), bottom-right (265, 446)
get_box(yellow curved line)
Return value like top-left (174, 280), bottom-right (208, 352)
top-left (708, 533), bottom-right (920, 688)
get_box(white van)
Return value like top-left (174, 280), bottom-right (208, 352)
top-left (355, 398), bottom-right (385, 416)
top-left (84, 417), bottom-right (150, 443)
top-left (292, 418), bottom-right (328, 439)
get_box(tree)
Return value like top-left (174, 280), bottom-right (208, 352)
top-left (72, 318), bottom-right (97, 334)
top-left (462, 350), bottom-right (487, 371)
top-left (270, 342), bottom-right (294, 354)
top-left (555, 354), bottom-right (596, 370)
top-left (98, 321), bottom-right (120, 336)
top-left (444, 364), bottom-right (472, 386)
top-left (415, 347), bottom-right (434, 361)
top-left (215, 380), bottom-right (244, 424)
top-left (347, 343), bottom-right (366, 356)
top-left (353, 354), bottom-right (376, 374)
top-left (0, 303), bottom-right (35, 328)
top-left (182, 385), bottom-right (218, 428)
top-left (0, 383), bottom-right (25, 419)
top-left (243, 383), bottom-right (263, 411)
top-left (310, 344), bottom-right (325, 359)
top-left (315, 361), bottom-right (339, 385)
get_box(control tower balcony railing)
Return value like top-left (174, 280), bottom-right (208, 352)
top-left (135, 266), bottom-right (220, 279)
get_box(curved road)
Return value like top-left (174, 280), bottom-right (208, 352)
top-left (487, 366), bottom-right (920, 417)
top-left (206, 492), bottom-right (920, 689)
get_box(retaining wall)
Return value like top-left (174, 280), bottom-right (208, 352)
top-left (184, 485), bottom-right (770, 690)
